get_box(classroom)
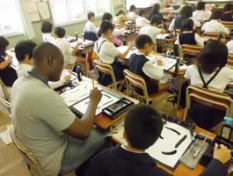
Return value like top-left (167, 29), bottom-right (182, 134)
top-left (0, 0), bottom-right (233, 175)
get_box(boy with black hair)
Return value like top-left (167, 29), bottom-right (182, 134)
top-left (136, 9), bottom-right (150, 28)
top-left (129, 34), bottom-right (164, 95)
top-left (54, 27), bottom-right (80, 69)
top-left (85, 104), bottom-right (231, 176)
top-left (41, 21), bottom-right (55, 43)
top-left (127, 5), bottom-right (137, 21)
top-left (84, 12), bottom-right (98, 35)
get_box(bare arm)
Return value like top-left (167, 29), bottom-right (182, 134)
top-left (0, 56), bottom-right (12, 70)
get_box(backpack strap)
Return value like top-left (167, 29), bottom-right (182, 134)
top-left (197, 66), bottom-right (223, 88)
top-left (96, 40), bottom-right (106, 53)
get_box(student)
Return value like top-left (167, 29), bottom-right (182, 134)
top-left (0, 36), bottom-right (17, 87)
top-left (139, 15), bottom-right (164, 44)
top-left (94, 21), bottom-right (132, 86)
top-left (192, 1), bottom-right (211, 21)
top-left (127, 5), bottom-right (137, 21)
top-left (148, 3), bottom-right (164, 22)
top-left (136, 9), bottom-right (150, 28)
top-left (114, 10), bottom-right (127, 28)
top-left (41, 21), bottom-right (55, 44)
top-left (54, 27), bottom-right (80, 69)
top-left (201, 11), bottom-right (230, 35)
top-left (14, 40), bottom-right (70, 88)
top-left (102, 12), bottom-right (113, 23)
top-left (169, 5), bottom-right (201, 32)
top-left (176, 19), bottom-right (204, 46)
top-left (185, 40), bottom-right (233, 92)
top-left (11, 43), bottom-right (106, 176)
top-left (83, 12), bottom-right (98, 35)
top-left (129, 35), bottom-right (164, 95)
top-left (227, 39), bottom-right (233, 54)
top-left (85, 104), bottom-right (231, 176)
top-left (221, 3), bottom-right (233, 21)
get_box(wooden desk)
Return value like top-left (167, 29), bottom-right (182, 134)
top-left (0, 112), bottom-right (31, 176)
top-left (111, 121), bottom-right (216, 176)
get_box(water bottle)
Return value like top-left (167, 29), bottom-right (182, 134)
top-left (221, 117), bottom-right (233, 141)
top-left (76, 65), bottom-right (82, 81)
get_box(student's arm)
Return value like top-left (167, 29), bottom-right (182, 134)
top-left (0, 55), bottom-right (12, 70)
top-left (168, 19), bottom-right (175, 31)
top-left (142, 60), bottom-right (164, 80)
top-left (200, 144), bottom-right (231, 176)
top-left (118, 45), bottom-right (133, 59)
top-left (221, 24), bottom-right (230, 35)
top-left (195, 33), bottom-right (204, 47)
top-left (63, 88), bottom-right (102, 139)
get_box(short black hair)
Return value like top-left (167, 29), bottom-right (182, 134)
top-left (87, 12), bottom-right (95, 20)
top-left (124, 104), bottom-right (164, 149)
top-left (196, 2), bottom-right (205, 10)
top-left (98, 21), bottom-right (114, 36)
top-left (224, 3), bottom-right (233, 12)
top-left (54, 27), bottom-right (66, 38)
top-left (130, 5), bottom-right (136, 11)
top-left (198, 40), bottom-right (228, 74)
top-left (0, 36), bottom-right (9, 56)
top-left (150, 15), bottom-right (163, 25)
top-left (135, 35), bottom-right (153, 49)
top-left (181, 19), bottom-right (194, 31)
top-left (210, 11), bottom-right (221, 20)
top-left (41, 21), bottom-right (53, 33)
top-left (138, 9), bottom-right (145, 16)
top-left (102, 12), bottom-right (113, 22)
top-left (180, 5), bottom-right (193, 18)
top-left (15, 40), bottom-right (37, 62)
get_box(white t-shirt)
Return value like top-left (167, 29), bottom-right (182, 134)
top-left (42, 33), bottom-right (55, 44)
top-left (55, 38), bottom-right (76, 65)
top-left (127, 12), bottom-right (137, 21)
top-left (11, 75), bottom-right (76, 176)
top-left (139, 26), bottom-right (162, 44)
top-left (227, 40), bottom-right (233, 54)
top-left (136, 16), bottom-right (150, 28)
top-left (192, 10), bottom-right (211, 21)
top-left (83, 21), bottom-right (98, 34)
top-left (94, 37), bottom-right (120, 64)
top-left (184, 65), bottom-right (233, 92)
top-left (201, 20), bottom-right (230, 35)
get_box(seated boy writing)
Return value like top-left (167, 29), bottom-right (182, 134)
top-left (129, 34), bottom-right (165, 95)
top-left (85, 104), bottom-right (231, 176)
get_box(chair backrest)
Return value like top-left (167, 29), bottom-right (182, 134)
top-left (94, 60), bottom-right (117, 89)
top-left (184, 86), bottom-right (232, 120)
top-left (123, 69), bottom-right (149, 99)
top-left (203, 32), bottom-right (219, 40)
top-left (0, 79), bottom-right (10, 101)
top-left (181, 44), bottom-right (202, 58)
top-left (0, 97), bottom-right (11, 113)
top-left (221, 21), bottom-right (233, 35)
top-left (227, 54), bottom-right (233, 68)
top-left (10, 130), bottom-right (45, 176)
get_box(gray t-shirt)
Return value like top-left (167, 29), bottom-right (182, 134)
top-left (11, 74), bottom-right (76, 176)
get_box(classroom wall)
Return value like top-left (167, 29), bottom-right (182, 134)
top-left (6, 0), bottom-right (126, 48)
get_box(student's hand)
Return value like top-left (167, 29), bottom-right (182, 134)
top-left (89, 88), bottom-right (102, 106)
top-left (128, 42), bottom-right (134, 50)
top-left (64, 74), bottom-right (71, 82)
top-left (213, 144), bottom-right (231, 164)
top-left (7, 55), bottom-right (13, 63)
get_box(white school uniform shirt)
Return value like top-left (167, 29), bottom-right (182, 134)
top-left (227, 40), bottom-right (233, 54)
top-left (184, 65), bottom-right (233, 92)
top-left (83, 21), bottom-right (98, 34)
top-left (201, 20), bottom-right (230, 35)
top-left (139, 25), bottom-right (162, 44)
top-left (136, 16), bottom-right (150, 28)
top-left (168, 17), bottom-right (201, 32)
top-left (94, 37), bottom-right (120, 64)
top-left (192, 10), bottom-right (211, 21)
top-left (42, 33), bottom-right (55, 44)
top-left (127, 12), bottom-right (137, 21)
top-left (55, 38), bottom-right (76, 65)
top-left (175, 31), bottom-right (205, 47)
top-left (16, 63), bottom-right (67, 89)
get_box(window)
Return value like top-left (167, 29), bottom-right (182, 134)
top-left (0, 0), bottom-right (24, 36)
top-left (49, 0), bottom-right (111, 25)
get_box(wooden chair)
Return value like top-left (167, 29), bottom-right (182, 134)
top-left (203, 32), bottom-right (219, 40)
top-left (94, 60), bottom-right (124, 90)
top-left (10, 130), bottom-right (45, 176)
top-left (0, 97), bottom-right (11, 113)
top-left (227, 54), bottom-right (233, 68)
top-left (123, 69), bottom-right (164, 104)
top-left (180, 44), bottom-right (202, 59)
top-left (221, 21), bottom-right (233, 35)
top-left (184, 86), bottom-right (232, 123)
top-left (0, 79), bottom-right (10, 101)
